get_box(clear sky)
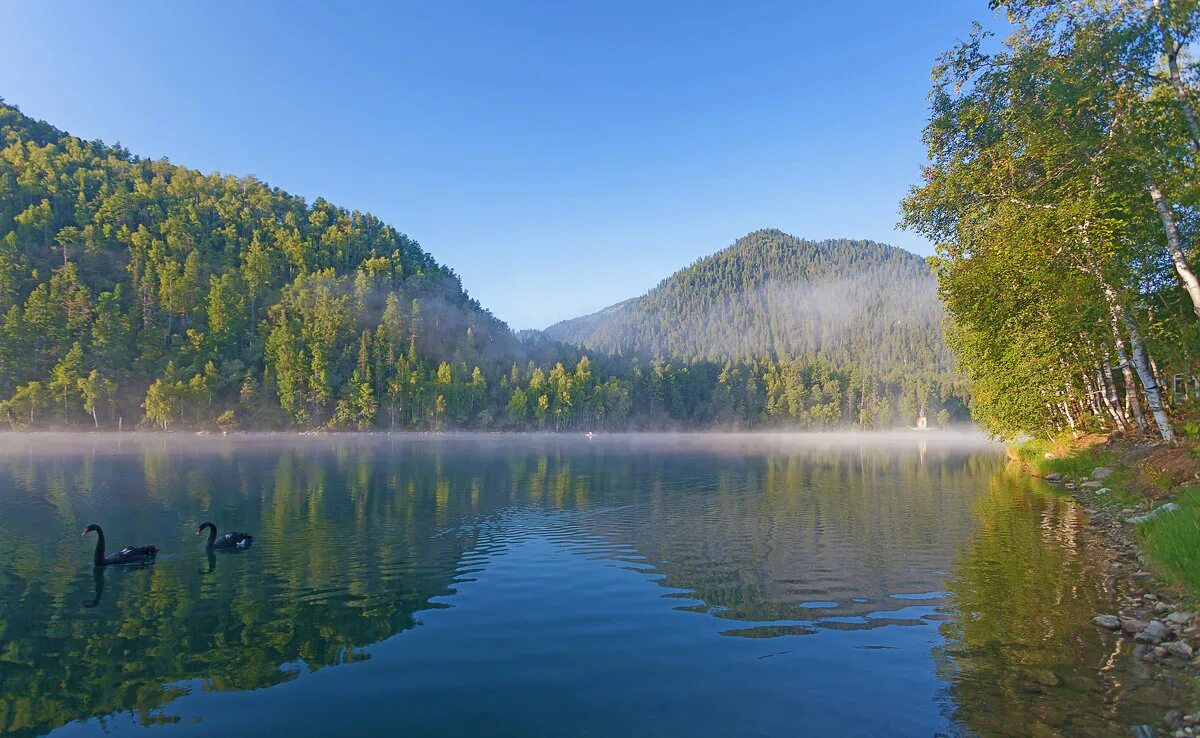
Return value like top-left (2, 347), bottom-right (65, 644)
top-left (0, 1), bottom-right (1001, 330)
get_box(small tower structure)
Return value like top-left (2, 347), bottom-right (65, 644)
top-left (916, 406), bottom-right (927, 430)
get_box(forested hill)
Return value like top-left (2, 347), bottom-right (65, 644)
top-left (544, 230), bottom-right (951, 372)
top-left (0, 100), bottom-right (966, 431)
top-left (0, 98), bottom-right (519, 429)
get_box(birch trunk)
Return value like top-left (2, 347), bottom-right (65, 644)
top-left (1082, 372), bottom-right (1103, 418)
top-left (1148, 181), bottom-right (1200, 317)
top-left (1109, 319), bottom-right (1150, 434)
top-left (1097, 363), bottom-right (1128, 431)
top-left (1104, 283), bottom-right (1176, 441)
top-left (1154, 0), bottom-right (1200, 152)
top-left (1060, 401), bottom-right (1076, 432)
top-left (1100, 352), bottom-right (1130, 430)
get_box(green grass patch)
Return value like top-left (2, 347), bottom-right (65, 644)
top-left (1012, 435), bottom-right (1116, 480)
top-left (1139, 483), bottom-right (1200, 594)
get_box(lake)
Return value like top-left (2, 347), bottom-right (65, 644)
top-left (0, 433), bottom-right (1186, 737)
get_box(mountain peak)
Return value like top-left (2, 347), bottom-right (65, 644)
top-left (544, 230), bottom-right (947, 370)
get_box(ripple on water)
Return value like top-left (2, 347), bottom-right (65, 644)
top-left (0, 433), bottom-right (1189, 738)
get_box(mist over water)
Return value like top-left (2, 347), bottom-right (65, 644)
top-left (0, 432), bottom-right (1181, 737)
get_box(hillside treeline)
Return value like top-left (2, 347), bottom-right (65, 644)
top-left (0, 100), bottom-right (963, 431)
top-left (545, 230), bottom-right (953, 373)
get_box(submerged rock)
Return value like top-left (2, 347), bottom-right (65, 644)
top-left (1122, 618), bottom-right (1150, 636)
top-left (1093, 614), bottom-right (1122, 629)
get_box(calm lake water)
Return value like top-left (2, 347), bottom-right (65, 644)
top-left (0, 433), bottom-right (1189, 737)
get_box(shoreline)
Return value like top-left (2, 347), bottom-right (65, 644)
top-left (1019, 437), bottom-right (1200, 736)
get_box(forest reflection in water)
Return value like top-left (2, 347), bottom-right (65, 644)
top-left (0, 433), bottom-right (1185, 737)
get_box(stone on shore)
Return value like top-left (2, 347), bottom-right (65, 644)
top-left (1080, 481), bottom-right (1103, 489)
top-left (1167, 612), bottom-right (1193, 628)
top-left (1092, 467), bottom-right (1114, 480)
top-left (1136, 620), bottom-right (1171, 644)
top-left (1128, 503), bottom-right (1181, 524)
top-left (1122, 618), bottom-right (1150, 636)
top-left (1043, 472), bottom-right (1063, 483)
top-left (1162, 640), bottom-right (1195, 660)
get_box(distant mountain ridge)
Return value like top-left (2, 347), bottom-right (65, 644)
top-left (544, 229), bottom-right (951, 372)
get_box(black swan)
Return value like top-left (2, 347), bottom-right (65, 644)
top-left (81, 524), bottom-right (158, 566)
top-left (196, 522), bottom-right (253, 549)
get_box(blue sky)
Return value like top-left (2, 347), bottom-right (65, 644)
top-left (0, 1), bottom-right (999, 329)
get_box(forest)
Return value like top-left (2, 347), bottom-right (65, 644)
top-left (0, 100), bottom-right (964, 432)
top-left (544, 230), bottom-right (953, 373)
top-left (903, 0), bottom-right (1200, 440)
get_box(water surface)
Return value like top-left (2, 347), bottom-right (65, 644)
top-left (0, 433), bottom-right (1185, 736)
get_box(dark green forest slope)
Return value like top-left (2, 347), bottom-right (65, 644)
top-left (0, 100), bottom-right (964, 430)
top-left (545, 230), bottom-right (951, 372)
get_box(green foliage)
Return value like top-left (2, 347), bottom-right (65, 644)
top-left (546, 230), bottom-right (952, 372)
top-left (0, 99), bottom-right (963, 431)
top-left (903, 3), bottom-right (1200, 438)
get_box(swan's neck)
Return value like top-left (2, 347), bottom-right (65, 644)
top-left (92, 528), bottom-right (105, 566)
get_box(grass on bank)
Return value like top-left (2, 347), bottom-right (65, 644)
top-left (1140, 484), bottom-right (1200, 594)
top-left (1014, 432), bottom-right (1200, 598)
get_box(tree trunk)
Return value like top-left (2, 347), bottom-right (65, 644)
top-left (1155, 0), bottom-right (1200, 152)
top-left (1104, 283), bottom-right (1175, 441)
top-left (1060, 401), bottom-right (1076, 432)
top-left (1097, 364), bottom-right (1128, 431)
top-left (92, 407), bottom-right (98, 428)
top-left (1109, 318), bottom-right (1150, 435)
top-left (1147, 181), bottom-right (1200, 317)
top-left (1100, 353), bottom-right (1130, 430)
top-left (1082, 372), bottom-right (1102, 418)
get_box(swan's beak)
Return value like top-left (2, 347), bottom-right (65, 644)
top-left (80, 529), bottom-right (88, 536)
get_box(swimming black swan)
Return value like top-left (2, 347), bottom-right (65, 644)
top-left (196, 522), bottom-right (253, 549)
top-left (81, 524), bottom-right (158, 566)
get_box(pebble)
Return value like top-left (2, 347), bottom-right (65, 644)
top-left (1093, 614), bottom-right (1122, 629)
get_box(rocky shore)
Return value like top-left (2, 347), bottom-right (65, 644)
top-left (1039, 463), bottom-right (1200, 737)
